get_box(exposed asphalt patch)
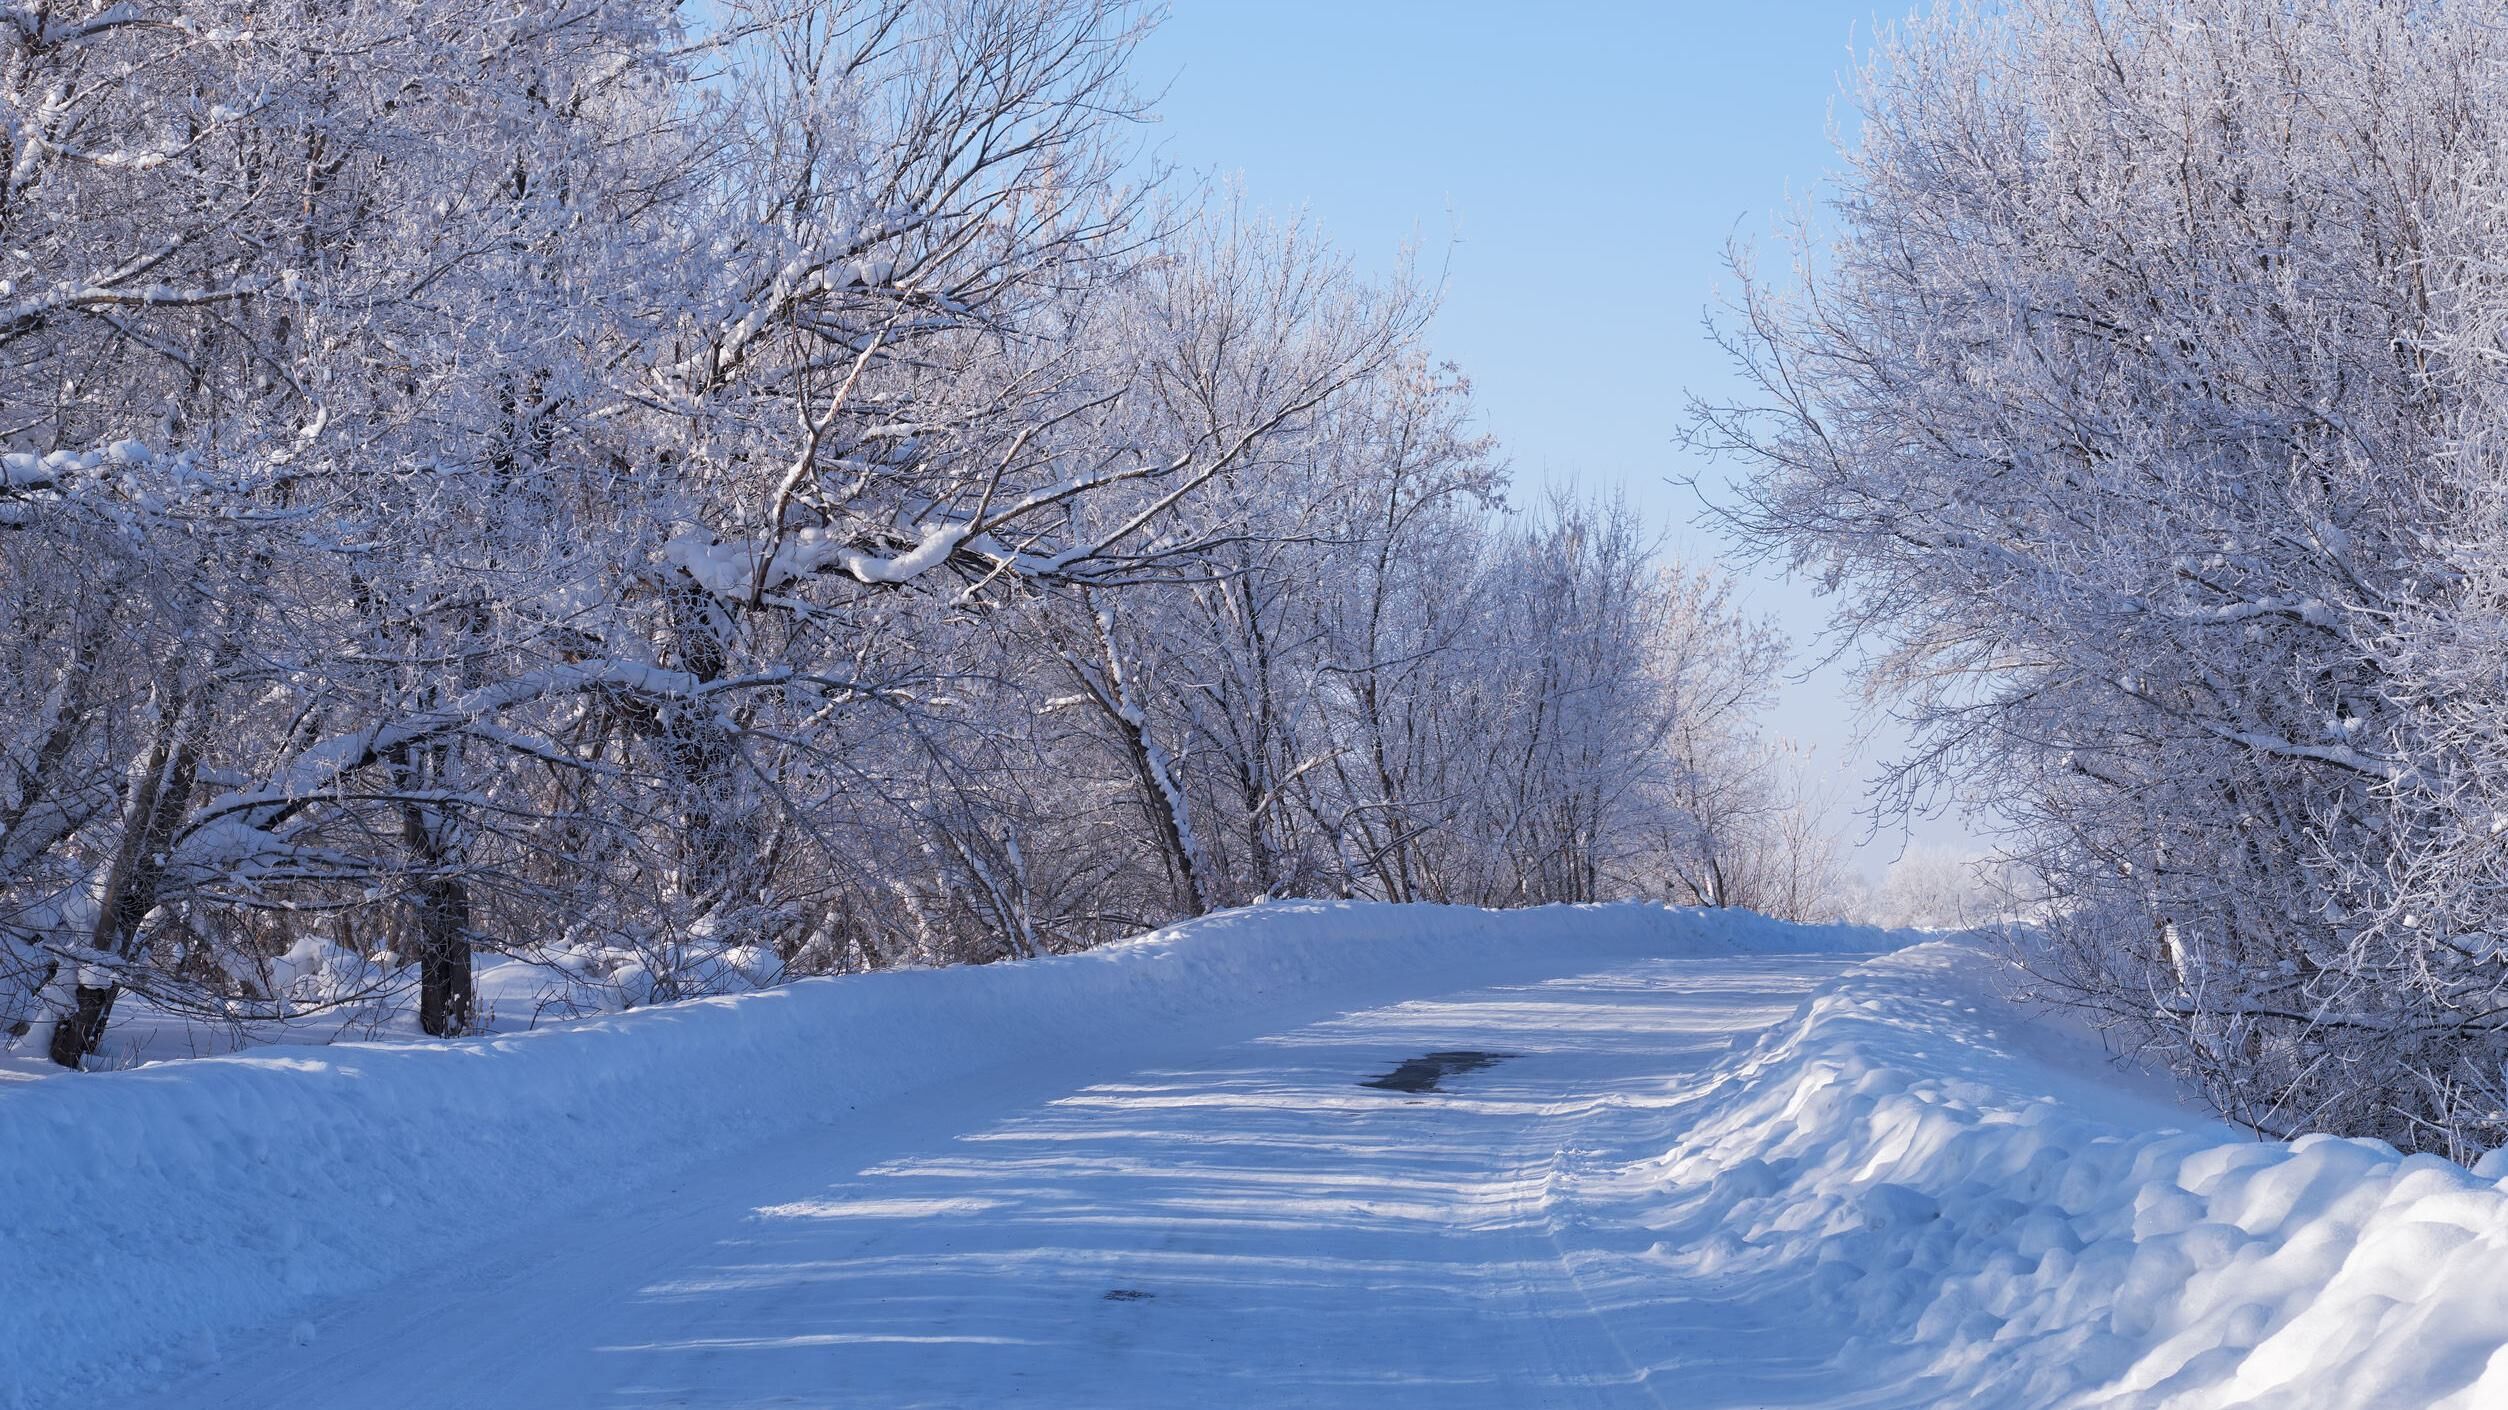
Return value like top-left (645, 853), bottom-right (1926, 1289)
top-left (1360, 1050), bottom-right (1515, 1094)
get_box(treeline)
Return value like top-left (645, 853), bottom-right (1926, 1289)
top-left (1702, 0), bottom-right (2508, 1158)
top-left (0, 0), bottom-right (1832, 1066)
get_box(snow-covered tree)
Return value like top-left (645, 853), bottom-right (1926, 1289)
top-left (1695, 0), bottom-right (2508, 1155)
top-left (2, 0), bottom-right (1798, 1071)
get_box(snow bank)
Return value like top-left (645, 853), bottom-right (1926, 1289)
top-left (0, 901), bottom-right (1878, 1409)
top-left (1618, 941), bottom-right (2508, 1408)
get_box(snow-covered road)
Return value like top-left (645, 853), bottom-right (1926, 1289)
top-left (24, 905), bottom-right (2508, 1409)
top-left (121, 952), bottom-right (1858, 1409)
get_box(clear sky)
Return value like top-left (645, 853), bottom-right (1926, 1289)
top-left (1133, 1), bottom-right (1981, 878)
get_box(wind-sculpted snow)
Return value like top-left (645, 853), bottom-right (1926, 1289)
top-left (0, 901), bottom-right (1877, 1409)
top-left (1590, 942), bottom-right (2508, 1407)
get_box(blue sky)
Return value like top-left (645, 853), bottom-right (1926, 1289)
top-left (1133, 1), bottom-right (1979, 876)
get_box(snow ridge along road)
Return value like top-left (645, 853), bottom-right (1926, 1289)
top-left (12, 902), bottom-right (2508, 1408)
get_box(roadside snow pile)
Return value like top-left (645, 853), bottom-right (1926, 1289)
top-left (0, 900), bottom-right (1878, 1409)
top-left (1613, 942), bottom-right (2508, 1409)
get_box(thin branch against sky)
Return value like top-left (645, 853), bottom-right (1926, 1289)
top-left (1134, 1), bottom-right (1980, 874)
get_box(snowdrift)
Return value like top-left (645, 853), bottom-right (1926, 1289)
top-left (0, 901), bottom-right (1875, 1408)
top-left (1611, 941), bottom-right (2508, 1408)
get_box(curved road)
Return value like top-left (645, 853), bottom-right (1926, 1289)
top-left (132, 954), bottom-right (1861, 1409)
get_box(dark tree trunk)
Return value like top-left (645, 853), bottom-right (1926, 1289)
top-left (48, 984), bottom-right (118, 1068)
top-left (392, 739), bottom-right (476, 1038)
top-left (412, 875), bottom-right (473, 1038)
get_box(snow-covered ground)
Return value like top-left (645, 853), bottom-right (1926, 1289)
top-left (1581, 944), bottom-right (2508, 1407)
top-left (6, 902), bottom-right (2508, 1408)
top-left (0, 944), bottom-right (785, 1084)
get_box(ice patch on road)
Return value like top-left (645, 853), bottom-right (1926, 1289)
top-left (1360, 1049), bottom-right (1515, 1093)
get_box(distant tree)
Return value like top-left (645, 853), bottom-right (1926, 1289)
top-left (1867, 846), bottom-right (1995, 932)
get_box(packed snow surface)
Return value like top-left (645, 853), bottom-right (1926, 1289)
top-left (6, 901), bottom-right (2508, 1408)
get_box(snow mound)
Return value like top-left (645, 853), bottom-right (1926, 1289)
top-left (0, 901), bottom-right (1881, 1410)
top-left (1619, 941), bottom-right (2508, 1408)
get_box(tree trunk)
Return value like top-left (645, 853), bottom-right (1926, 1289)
top-left (411, 874), bottom-right (474, 1038)
top-left (661, 575), bottom-right (745, 907)
top-left (392, 740), bottom-right (476, 1038)
top-left (48, 695), bottom-right (198, 1068)
top-left (1082, 598), bottom-right (1213, 916)
top-left (47, 983), bottom-right (118, 1068)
